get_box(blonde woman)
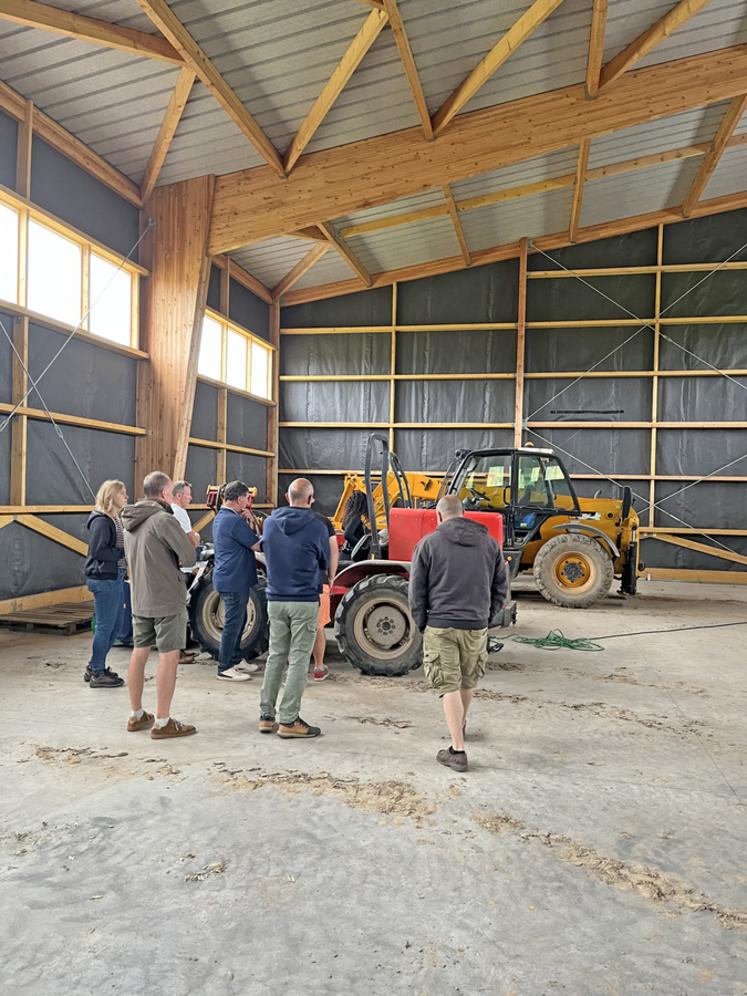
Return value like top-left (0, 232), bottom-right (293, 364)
top-left (84, 479), bottom-right (128, 688)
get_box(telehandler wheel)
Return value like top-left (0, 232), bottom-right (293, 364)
top-left (189, 581), bottom-right (269, 661)
top-left (334, 574), bottom-right (422, 677)
top-left (533, 533), bottom-right (613, 608)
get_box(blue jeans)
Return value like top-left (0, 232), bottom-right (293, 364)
top-left (217, 588), bottom-right (250, 673)
top-left (87, 570), bottom-right (125, 673)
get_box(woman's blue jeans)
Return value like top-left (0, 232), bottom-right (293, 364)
top-left (87, 570), bottom-right (125, 673)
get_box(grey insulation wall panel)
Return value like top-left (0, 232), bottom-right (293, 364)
top-left (282, 288), bottom-right (392, 329)
top-left (281, 332), bottom-right (390, 376)
top-left (653, 481), bottom-right (747, 532)
top-left (527, 274), bottom-right (656, 323)
top-left (525, 427), bottom-right (650, 477)
top-left (656, 429), bottom-right (747, 477)
top-left (528, 229), bottom-right (658, 270)
top-left (27, 323), bottom-right (137, 425)
top-left (396, 330), bottom-right (517, 374)
top-left (641, 536), bottom-right (747, 572)
top-left (396, 380), bottom-right (515, 424)
top-left (26, 422), bottom-right (135, 504)
top-left (662, 210), bottom-right (747, 264)
top-left (0, 111), bottom-right (17, 189)
top-left (0, 522), bottom-right (85, 599)
top-left (279, 429), bottom-right (372, 471)
top-left (226, 452), bottom-right (267, 502)
top-left (658, 377), bottom-right (747, 422)
top-left (226, 393), bottom-right (268, 451)
top-left (397, 260), bottom-right (518, 325)
top-left (658, 324), bottom-right (747, 370)
top-left (280, 381), bottom-right (389, 424)
top-left (0, 310), bottom-right (12, 401)
top-left (191, 380), bottom-right (219, 441)
top-left (526, 327), bottom-right (654, 372)
top-left (394, 428), bottom-right (514, 472)
top-left (30, 138), bottom-right (139, 258)
top-left (661, 271), bottom-right (746, 318)
top-left (278, 473), bottom-right (341, 517)
top-left (524, 378), bottom-right (652, 422)
top-left (229, 279), bottom-right (270, 341)
top-left (185, 444), bottom-right (217, 498)
top-left (207, 265), bottom-right (222, 312)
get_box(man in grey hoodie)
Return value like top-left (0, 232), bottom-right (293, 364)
top-left (121, 471), bottom-right (197, 740)
top-left (409, 494), bottom-right (508, 772)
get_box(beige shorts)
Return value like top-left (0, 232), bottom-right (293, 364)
top-left (132, 611), bottom-right (187, 653)
top-left (422, 626), bottom-right (488, 696)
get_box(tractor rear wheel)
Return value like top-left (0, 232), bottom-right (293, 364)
top-left (334, 574), bottom-right (422, 677)
top-left (189, 580), bottom-right (269, 661)
top-left (533, 533), bottom-right (613, 608)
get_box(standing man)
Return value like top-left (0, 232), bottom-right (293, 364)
top-left (409, 494), bottom-right (508, 772)
top-left (259, 479), bottom-right (329, 739)
top-left (310, 511), bottom-right (339, 681)
top-left (122, 471), bottom-right (197, 739)
top-left (212, 480), bottom-right (261, 683)
top-left (171, 479), bottom-right (200, 665)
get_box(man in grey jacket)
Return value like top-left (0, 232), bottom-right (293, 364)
top-left (122, 471), bottom-right (197, 740)
top-left (409, 494), bottom-right (508, 772)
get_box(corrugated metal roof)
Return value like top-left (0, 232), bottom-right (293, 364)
top-left (230, 234), bottom-right (314, 289)
top-left (580, 157), bottom-right (702, 228)
top-left (337, 188), bottom-right (446, 232)
top-left (452, 148), bottom-right (578, 201)
top-left (293, 249), bottom-right (357, 290)
top-left (703, 144), bottom-right (747, 200)
top-left (346, 215), bottom-right (462, 273)
top-left (461, 187), bottom-right (574, 252)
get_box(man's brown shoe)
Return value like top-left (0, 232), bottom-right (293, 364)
top-left (258, 716), bottom-right (278, 734)
top-left (276, 717), bottom-right (321, 739)
top-left (437, 748), bottom-right (468, 772)
top-left (127, 710), bottom-right (154, 732)
top-left (150, 718), bottom-right (197, 740)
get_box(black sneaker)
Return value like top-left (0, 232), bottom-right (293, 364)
top-left (436, 747), bottom-right (468, 772)
top-left (89, 669), bottom-right (124, 688)
top-left (84, 665), bottom-right (120, 684)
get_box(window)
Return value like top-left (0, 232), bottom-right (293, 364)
top-left (27, 219), bottom-right (82, 326)
top-left (0, 202), bottom-right (18, 303)
top-left (197, 309), bottom-right (273, 401)
top-left (89, 252), bottom-right (132, 345)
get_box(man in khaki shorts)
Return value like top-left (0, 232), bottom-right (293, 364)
top-left (122, 471), bottom-right (198, 740)
top-left (409, 494), bottom-right (508, 772)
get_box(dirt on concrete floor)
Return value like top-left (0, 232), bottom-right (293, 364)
top-left (1, 580), bottom-right (746, 995)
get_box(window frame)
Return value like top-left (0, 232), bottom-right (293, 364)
top-left (199, 307), bottom-right (274, 403)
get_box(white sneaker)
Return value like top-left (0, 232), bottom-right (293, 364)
top-left (236, 661), bottom-right (260, 674)
top-left (217, 667), bottom-right (251, 682)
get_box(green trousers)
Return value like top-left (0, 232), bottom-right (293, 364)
top-left (259, 601), bottom-right (319, 725)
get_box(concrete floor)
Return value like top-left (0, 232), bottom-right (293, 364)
top-left (1, 581), bottom-right (745, 995)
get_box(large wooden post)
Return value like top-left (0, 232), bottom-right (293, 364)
top-left (135, 175), bottom-right (215, 488)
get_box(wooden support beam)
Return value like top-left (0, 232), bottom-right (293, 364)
top-left (681, 93), bottom-right (747, 217)
top-left (649, 224), bottom-right (663, 526)
top-left (216, 387), bottom-right (228, 484)
top-left (141, 68), bottom-right (195, 201)
top-left (0, 0), bottom-right (183, 63)
top-left (271, 243), bottom-right (330, 301)
top-left (585, 0), bottom-right (608, 98)
top-left (513, 237), bottom-right (528, 446)
top-left (15, 97), bottom-right (33, 198)
top-left (599, 0), bottom-right (712, 90)
top-left (651, 533), bottom-right (747, 568)
top-left (284, 8), bottom-right (388, 172)
top-left (213, 254), bottom-right (272, 304)
top-left (136, 0), bottom-right (285, 177)
top-left (442, 185), bottom-right (471, 266)
top-left (14, 514), bottom-right (88, 555)
top-left (136, 176), bottom-right (215, 484)
top-left (9, 319), bottom-right (28, 506)
top-left (0, 401), bottom-right (146, 435)
top-left (383, 0), bottom-right (432, 140)
top-left (0, 584), bottom-right (92, 615)
top-left (210, 43), bottom-right (747, 253)
top-left (317, 222), bottom-right (371, 286)
top-left (569, 139), bottom-right (590, 242)
top-left (644, 567), bottom-right (747, 585)
top-left (432, 0), bottom-right (565, 136)
top-left (267, 299), bottom-right (280, 505)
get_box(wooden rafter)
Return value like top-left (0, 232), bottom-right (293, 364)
top-left (136, 0), bottom-right (285, 178)
top-left (442, 185), bottom-right (470, 265)
top-left (569, 139), bottom-right (590, 242)
top-left (0, 0), bottom-right (182, 63)
top-left (599, 0), bottom-right (712, 90)
top-left (141, 67), bottom-right (195, 201)
top-left (431, 0), bottom-right (565, 136)
top-left (284, 8), bottom-right (388, 172)
top-left (317, 222), bottom-right (371, 286)
top-left (211, 255), bottom-right (272, 305)
top-left (382, 0), bottom-right (432, 140)
top-left (585, 0), bottom-right (608, 98)
top-left (681, 93), bottom-right (747, 217)
top-left (271, 243), bottom-right (330, 301)
top-left (210, 44), bottom-right (747, 254)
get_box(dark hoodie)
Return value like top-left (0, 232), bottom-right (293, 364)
top-left (121, 500), bottom-right (196, 617)
top-left (85, 511), bottom-right (123, 580)
top-left (261, 506), bottom-right (330, 602)
top-left (408, 516), bottom-right (508, 631)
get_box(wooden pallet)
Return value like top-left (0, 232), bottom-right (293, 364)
top-left (0, 602), bottom-right (94, 635)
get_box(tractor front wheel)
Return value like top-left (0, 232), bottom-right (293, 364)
top-left (334, 574), bottom-right (422, 677)
top-left (533, 533), bottom-right (613, 608)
